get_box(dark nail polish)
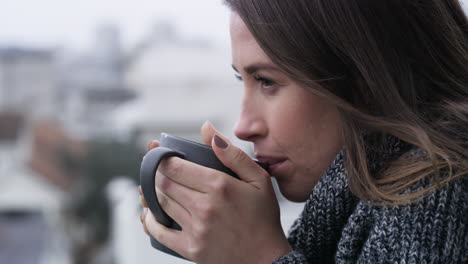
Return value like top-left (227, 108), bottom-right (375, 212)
top-left (214, 134), bottom-right (228, 149)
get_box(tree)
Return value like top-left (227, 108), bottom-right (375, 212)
top-left (63, 136), bottom-right (144, 264)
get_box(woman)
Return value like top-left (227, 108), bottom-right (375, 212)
top-left (140, 0), bottom-right (468, 263)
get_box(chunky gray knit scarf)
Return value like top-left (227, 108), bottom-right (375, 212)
top-left (273, 137), bottom-right (468, 264)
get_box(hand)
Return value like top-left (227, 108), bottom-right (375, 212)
top-left (139, 121), bottom-right (292, 263)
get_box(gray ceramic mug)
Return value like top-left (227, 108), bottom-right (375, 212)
top-left (140, 133), bottom-right (268, 259)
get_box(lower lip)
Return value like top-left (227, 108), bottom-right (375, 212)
top-left (268, 160), bottom-right (287, 175)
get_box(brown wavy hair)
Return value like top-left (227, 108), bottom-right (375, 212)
top-left (225, 0), bottom-right (468, 204)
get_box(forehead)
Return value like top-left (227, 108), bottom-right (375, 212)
top-left (230, 13), bottom-right (271, 66)
top-left (229, 13), bottom-right (253, 42)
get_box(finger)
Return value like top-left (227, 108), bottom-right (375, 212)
top-left (140, 208), bottom-right (149, 234)
top-left (147, 140), bottom-right (160, 151)
top-left (201, 121), bottom-right (216, 146)
top-left (158, 157), bottom-right (221, 193)
top-left (139, 186), bottom-right (149, 208)
top-left (212, 133), bottom-right (270, 189)
top-left (156, 170), bottom-right (205, 215)
top-left (155, 186), bottom-right (192, 228)
top-left (140, 194), bottom-right (148, 208)
top-left (138, 186), bottom-right (149, 208)
top-left (143, 209), bottom-right (189, 259)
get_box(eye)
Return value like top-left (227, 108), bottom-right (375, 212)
top-left (234, 73), bottom-right (243, 81)
top-left (254, 75), bottom-right (277, 94)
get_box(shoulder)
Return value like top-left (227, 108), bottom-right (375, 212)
top-left (369, 175), bottom-right (468, 231)
top-left (352, 176), bottom-right (468, 263)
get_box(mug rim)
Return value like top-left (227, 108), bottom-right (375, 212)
top-left (161, 132), bottom-right (213, 151)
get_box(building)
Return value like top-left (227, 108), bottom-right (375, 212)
top-left (112, 22), bottom-right (244, 148)
top-left (56, 24), bottom-right (135, 139)
top-left (0, 47), bottom-right (57, 118)
top-left (0, 112), bottom-right (72, 264)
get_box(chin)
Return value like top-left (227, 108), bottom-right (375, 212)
top-left (279, 185), bottom-right (310, 203)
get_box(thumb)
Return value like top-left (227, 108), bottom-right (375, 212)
top-left (211, 133), bottom-right (270, 189)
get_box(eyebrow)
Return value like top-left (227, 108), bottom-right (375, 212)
top-left (231, 63), bottom-right (282, 75)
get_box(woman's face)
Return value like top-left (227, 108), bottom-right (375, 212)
top-left (230, 13), bottom-right (344, 202)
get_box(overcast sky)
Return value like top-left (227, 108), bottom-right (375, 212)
top-left (1, 0), bottom-right (467, 51)
top-left (1, 0), bottom-right (231, 51)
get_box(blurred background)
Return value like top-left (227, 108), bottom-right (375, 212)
top-left (0, 0), bottom-right (309, 263)
top-left (2, 1), bottom-right (467, 263)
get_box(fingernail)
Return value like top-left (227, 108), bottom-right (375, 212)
top-left (214, 134), bottom-right (228, 149)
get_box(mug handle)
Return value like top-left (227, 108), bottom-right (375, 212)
top-left (140, 147), bottom-right (185, 229)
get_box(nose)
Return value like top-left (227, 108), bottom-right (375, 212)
top-left (234, 95), bottom-right (267, 142)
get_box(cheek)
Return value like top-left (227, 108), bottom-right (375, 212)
top-left (273, 96), bottom-right (342, 171)
top-left (271, 100), bottom-right (329, 154)
top-left (268, 109), bottom-right (306, 152)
